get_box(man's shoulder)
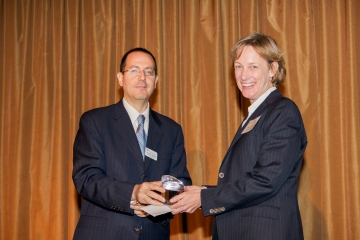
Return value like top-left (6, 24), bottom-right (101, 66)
top-left (150, 110), bottom-right (181, 127)
top-left (80, 103), bottom-right (119, 119)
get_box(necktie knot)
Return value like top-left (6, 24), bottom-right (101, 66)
top-left (137, 114), bottom-right (145, 131)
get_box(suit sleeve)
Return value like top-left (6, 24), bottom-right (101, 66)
top-left (72, 112), bottom-right (135, 215)
top-left (201, 100), bottom-right (307, 216)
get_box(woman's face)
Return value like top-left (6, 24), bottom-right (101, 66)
top-left (234, 46), bottom-right (277, 104)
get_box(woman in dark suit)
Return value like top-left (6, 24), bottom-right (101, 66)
top-left (170, 32), bottom-right (307, 240)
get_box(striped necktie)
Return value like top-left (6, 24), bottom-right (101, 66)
top-left (136, 115), bottom-right (146, 159)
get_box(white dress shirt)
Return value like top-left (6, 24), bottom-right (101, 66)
top-left (242, 87), bottom-right (277, 127)
top-left (122, 98), bottom-right (150, 136)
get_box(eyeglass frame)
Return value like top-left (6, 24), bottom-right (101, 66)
top-left (123, 66), bottom-right (157, 77)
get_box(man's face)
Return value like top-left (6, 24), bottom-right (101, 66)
top-left (117, 51), bottom-right (158, 106)
top-left (234, 46), bottom-right (277, 104)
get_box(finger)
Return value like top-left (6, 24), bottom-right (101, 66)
top-left (169, 194), bottom-right (182, 204)
top-left (152, 180), bottom-right (163, 186)
top-left (138, 182), bottom-right (165, 195)
top-left (135, 192), bottom-right (157, 205)
top-left (171, 207), bottom-right (184, 215)
top-left (168, 201), bottom-right (183, 213)
top-left (134, 210), bottom-right (148, 218)
top-left (137, 192), bottom-right (163, 206)
top-left (149, 191), bottom-right (165, 202)
top-left (130, 204), bottom-right (145, 210)
top-left (185, 185), bottom-right (202, 191)
top-left (148, 184), bottom-right (165, 193)
top-left (190, 207), bottom-right (198, 213)
top-left (145, 197), bottom-right (164, 206)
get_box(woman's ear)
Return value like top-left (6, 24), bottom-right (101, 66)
top-left (270, 62), bottom-right (279, 76)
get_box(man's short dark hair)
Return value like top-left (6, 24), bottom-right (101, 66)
top-left (120, 48), bottom-right (157, 75)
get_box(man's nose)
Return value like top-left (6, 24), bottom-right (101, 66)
top-left (138, 70), bottom-right (146, 80)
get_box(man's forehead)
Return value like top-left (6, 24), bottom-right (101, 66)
top-left (127, 51), bottom-right (153, 61)
top-left (126, 51), bottom-right (155, 66)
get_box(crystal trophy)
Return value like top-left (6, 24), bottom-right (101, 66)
top-left (161, 175), bottom-right (185, 205)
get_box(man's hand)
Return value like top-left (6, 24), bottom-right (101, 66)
top-left (130, 201), bottom-right (149, 218)
top-left (169, 185), bottom-right (203, 214)
top-left (132, 181), bottom-right (165, 206)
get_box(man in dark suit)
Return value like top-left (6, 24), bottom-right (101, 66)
top-left (72, 48), bottom-right (192, 240)
top-left (170, 32), bottom-right (307, 239)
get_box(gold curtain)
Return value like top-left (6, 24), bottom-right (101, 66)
top-left (1, 0), bottom-right (359, 239)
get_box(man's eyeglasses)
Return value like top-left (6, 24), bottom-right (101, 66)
top-left (124, 67), bottom-right (156, 76)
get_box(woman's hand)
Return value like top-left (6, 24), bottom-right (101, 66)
top-left (169, 185), bottom-right (203, 214)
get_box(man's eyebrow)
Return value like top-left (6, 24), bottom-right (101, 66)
top-left (127, 65), bottom-right (154, 69)
top-left (126, 65), bottom-right (140, 69)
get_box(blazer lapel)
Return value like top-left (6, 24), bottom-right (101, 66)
top-left (144, 110), bottom-right (163, 172)
top-left (227, 115), bottom-right (250, 151)
top-left (223, 90), bottom-right (282, 160)
top-left (112, 100), bottom-right (145, 167)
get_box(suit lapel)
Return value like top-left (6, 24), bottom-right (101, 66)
top-left (144, 110), bottom-right (163, 172)
top-left (227, 114), bottom-right (251, 151)
top-left (112, 100), bottom-right (145, 167)
top-left (223, 90), bottom-right (282, 161)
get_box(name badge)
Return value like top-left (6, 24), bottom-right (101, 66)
top-left (241, 115), bottom-right (261, 134)
top-left (145, 148), bottom-right (158, 161)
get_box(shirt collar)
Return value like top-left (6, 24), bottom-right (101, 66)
top-left (122, 98), bottom-right (150, 132)
top-left (248, 87), bottom-right (277, 116)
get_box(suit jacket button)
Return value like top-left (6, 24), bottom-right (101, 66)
top-left (220, 207), bottom-right (225, 211)
top-left (219, 172), bottom-right (224, 178)
top-left (210, 209), bottom-right (214, 213)
top-left (141, 174), bottom-right (145, 178)
top-left (135, 227), bottom-right (140, 232)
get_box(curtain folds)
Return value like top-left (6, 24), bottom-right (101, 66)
top-left (1, 0), bottom-right (359, 239)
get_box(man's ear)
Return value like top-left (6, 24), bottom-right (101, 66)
top-left (117, 72), bottom-right (123, 86)
top-left (154, 76), bottom-right (159, 89)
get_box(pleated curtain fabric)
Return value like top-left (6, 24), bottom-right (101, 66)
top-left (1, 1), bottom-right (360, 240)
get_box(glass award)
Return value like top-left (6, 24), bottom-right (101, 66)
top-left (161, 175), bottom-right (185, 205)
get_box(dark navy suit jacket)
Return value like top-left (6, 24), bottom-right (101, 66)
top-left (201, 90), bottom-right (307, 240)
top-left (72, 99), bottom-right (192, 240)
